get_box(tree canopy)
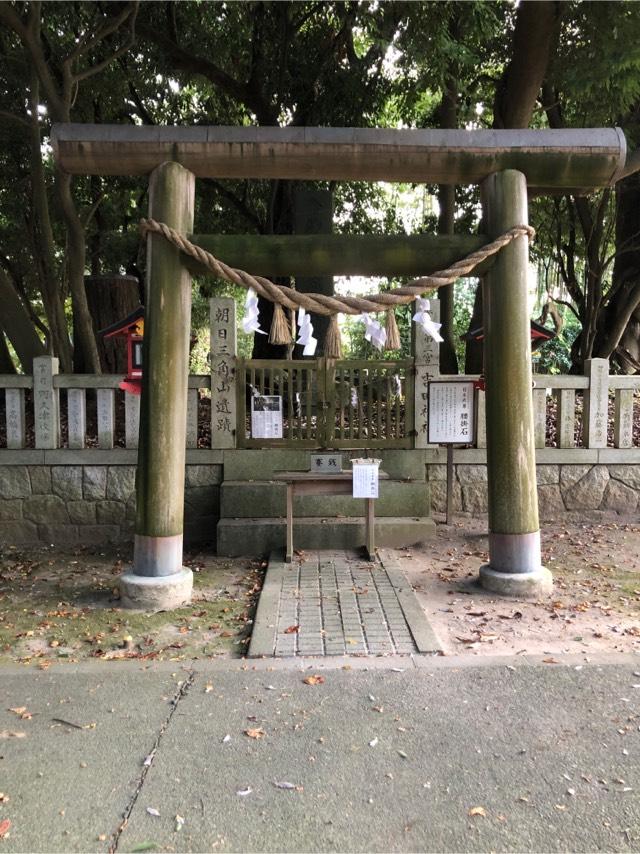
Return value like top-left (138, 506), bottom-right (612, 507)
top-left (1, 0), bottom-right (639, 374)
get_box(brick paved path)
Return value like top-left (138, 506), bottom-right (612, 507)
top-left (249, 550), bottom-right (441, 657)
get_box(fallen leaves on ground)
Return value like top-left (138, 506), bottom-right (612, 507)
top-left (0, 731), bottom-right (25, 739)
top-left (468, 806), bottom-right (486, 817)
top-left (244, 727), bottom-right (266, 739)
top-left (284, 625), bottom-right (300, 634)
top-left (0, 819), bottom-right (10, 838)
top-left (303, 675), bottom-right (325, 685)
top-left (8, 707), bottom-right (32, 720)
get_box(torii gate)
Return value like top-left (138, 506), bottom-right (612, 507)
top-left (52, 125), bottom-right (626, 610)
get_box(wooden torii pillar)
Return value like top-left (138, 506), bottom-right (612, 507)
top-left (479, 170), bottom-right (551, 596)
top-left (119, 162), bottom-right (195, 609)
top-left (51, 124), bottom-right (626, 608)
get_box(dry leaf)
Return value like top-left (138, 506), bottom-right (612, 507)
top-left (284, 625), bottom-right (300, 634)
top-left (303, 675), bottom-right (325, 686)
top-left (273, 781), bottom-right (301, 790)
top-left (554, 804), bottom-right (568, 811)
top-left (543, 657), bottom-right (560, 664)
top-left (236, 787), bottom-right (252, 796)
top-left (0, 819), bottom-right (9, 838)
top-left (0, 731), bottom-right (25, 739)
top-left (244, 727), bottom-right (266, 739)
top-left (0, 794), bottom-right (9, 803)
top-left (204, 684), bottom-right (214, 693)
top-left (468, 806), bottom-right (486, 817)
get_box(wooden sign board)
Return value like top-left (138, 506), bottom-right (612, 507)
top-left (428, 381), bottom-right (475, 444)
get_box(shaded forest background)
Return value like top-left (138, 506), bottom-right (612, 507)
top-left (1, 0), bottom-right (640, 376)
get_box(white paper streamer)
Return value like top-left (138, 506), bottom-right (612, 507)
top-left (242, 289), bottom-right (267, 335)
top-left (296, 308), bottom-right (317, 356)
top-left (360, 313), bottom-right (387, 351)
top-left (412, 298), bottom-right (444, 343)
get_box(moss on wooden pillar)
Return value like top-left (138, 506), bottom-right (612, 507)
top-left (134, 161), bottom-right (195, 573)
top-left (479, 169), bottom-right (551, 594)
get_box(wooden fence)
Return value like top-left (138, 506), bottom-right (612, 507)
top-left (0, 355), bottom-right (638, 454)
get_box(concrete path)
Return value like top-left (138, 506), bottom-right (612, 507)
top-left (249, 550), bottom-right (442, 657)
top-left (1, 654), bottom-right (640, 852)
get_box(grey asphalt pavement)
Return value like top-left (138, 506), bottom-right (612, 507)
top-left (1, 654), bottom-right (640, 853)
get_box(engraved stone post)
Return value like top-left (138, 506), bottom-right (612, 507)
top-left (614, 388), bottom-right (633, 449)
top-left (5, 388), bottom-right (26, 449)
top-left (67, 388), bottom-right (87, 449)
top-left (210, 297), bottom-right (237, 449)
top-left (584, 358), bottom-right (609, 449)
top-left (555, 388), bottom-right (576, 448)
top-left (533, 388), bottom-right (547, 449)
top-left (414, 300), bottom-right (440, 449)
top-left (186, 388), bottom-right (198, 449)
top-left (125, 393), bottom-right (140, 449)
top-left (33, 356), bottom-right (59, 450)
top-left (97, 388), bottom-right (115, 449)
top-left (475, 389), bottom-right (486, 449)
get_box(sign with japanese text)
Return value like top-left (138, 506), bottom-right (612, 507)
top-left (352, 461), bottom-right (380, 498)
top-left (310, 454), bottom-right (342, 473)
top-left (427, 381), bottom-right (475, 444)
top-left (251, 395), bottom-right (283, 439)
top-left (210, 297), bottom-right (237, 448)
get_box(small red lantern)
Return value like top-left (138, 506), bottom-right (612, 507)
top-left (100, 307), bottom-right (144, 395)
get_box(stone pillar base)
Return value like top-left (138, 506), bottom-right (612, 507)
top-left (479, 564), bottom-right (552, 598)
top-left (119, 568), bottom-right (193, 611)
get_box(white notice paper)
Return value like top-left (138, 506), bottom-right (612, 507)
top-left (251, 395), bottom-right (283, 439)
top-left (427, 381), bottom-right (475, 444)
top-left (352, 464), bottom-right (379, 498)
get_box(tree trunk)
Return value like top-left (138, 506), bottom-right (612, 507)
top-left (465, 0), bottom-right (564, 373)
top-left (293, 186), bottom-right (333, 355)
top-left (0, 266), bottom-right (46, 373)
top-left (56, 169), bottom-right (102, 374)
top-left (84, 275), bottom-right (142, 373)
top-left (28, 74), bottom-right (73, 371)
top-left (0, 332), bottom-right (17, 374)
top-left (593, 167), bottom-right (640, 371)
top-left (251, 179), bottom-right (294, 359)
top-left (493, 1), bottom-right (564, 129)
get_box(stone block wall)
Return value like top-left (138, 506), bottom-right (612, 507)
top-left (0, 464), bottom-right (221, 546)
top-left (1, 458), bottom-right (638, 549)
top-left (428, 464), bottom-right (640, 517)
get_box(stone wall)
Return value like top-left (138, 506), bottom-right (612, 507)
top-left (1, 459), bottom-right (638, 548)
top-left (428, 464), bottom-right (640, 517)
top-left (0, 464), bottom-right (221, 546)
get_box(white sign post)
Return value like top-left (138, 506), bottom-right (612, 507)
top-left (428, 381), bottom-right (476, 524)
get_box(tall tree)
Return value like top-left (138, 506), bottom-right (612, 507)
top-left (0, 1), bottom-right (138, 373)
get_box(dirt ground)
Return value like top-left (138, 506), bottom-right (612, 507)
top-left (0, 510), bottom-right (638, 666)
top-left (408, 510), bottom-right (640, 658)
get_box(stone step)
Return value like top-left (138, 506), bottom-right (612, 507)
top-left (219, 479), bottom-right (430, 518)
top-left (222, 449), bottom-right (427, 482)
top-left (217, 516), bottom-right (436, 557)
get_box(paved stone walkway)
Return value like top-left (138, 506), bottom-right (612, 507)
top-left (248, 549), bottom-right (442, 657)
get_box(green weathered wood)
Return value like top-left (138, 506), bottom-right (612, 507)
top-left (52, 125), bottom-right (626, 191)
top-left (186, 234), bottom-right (489, 277)
top-left (481, 170), bottom-right (539, 536)
top-left (237, 357), bottom-right (411, 450)
top-left (135, 161), bottom-right (195, 538)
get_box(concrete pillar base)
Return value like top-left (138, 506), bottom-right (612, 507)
top-left (478, 564), bottom-right (553, 598)
top-left (119, 567), bottom-right (193, 611)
